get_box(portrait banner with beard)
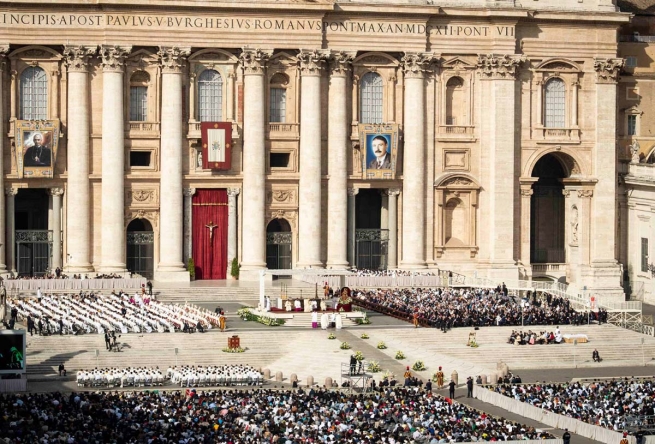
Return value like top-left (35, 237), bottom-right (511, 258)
top-left (359, 123), bottom-right (399, 180)
top-left (15, 120), bottom-right (60, 179)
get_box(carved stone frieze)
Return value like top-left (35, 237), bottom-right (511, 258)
top-left (239, 48), bottom-right (272, 75)
top-left (594, 58), bottom-right (624, 84)
top-left (100, 45), bottom-right (132, 72)
top-left (158, 46), bottom-right (190, 74)
top-left (63, 45), bottom-right (96, 72)
top-left (443, 177), bottom-right (472, 187)
top-left (578, 189), bottom-right (593, 199)
top-left (477, 54), bottom-right (526, 79)
top-left (126, 189), bottom-right (158, 206)
top-left (296, 49), bottom-right (329, 76)
top-left (329, 51), bottom-right (355, 77)
top-left (267, 187), bottom-right (297, 207)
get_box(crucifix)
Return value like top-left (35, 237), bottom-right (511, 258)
top-left (205, 221), bottom-right (218, 240)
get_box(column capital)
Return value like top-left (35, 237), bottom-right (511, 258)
top-left (594, 58), bottom-right (624, 84)
top-left (158, 46), bottom-right (191, 74)
top-left (296, 49), bottom-right (329, 76)
top-left (477, 54), bottom-right (526, 80)
top-left (562, 189), bottom-right (571, 198)
top-left (227, 187), bottom-right (241, 197)
top-left (328, 51), bottom-right (356, 77)
top-left (239, 48), bottom-right (272, 75)
top-left (4, 187), bottom-right (18, 196)
top-left (183, 187), bottom-right (196, 197)
top-left (401, 52), bottom-right (438, 79)
top-left (48, 187), bottom-right (64, 197)
top-left (347, 187), bottom-right (359, 197)
top-left (520, 188), bottom-right (534, 197)
top-left (385, 188), bottom-right (401, 197)
top-left (100, 45), bottom-right (132, 73)
top-left (63, 45), bottom-right (96, 73)
top-left (578, 189), bottom-right (594, 199)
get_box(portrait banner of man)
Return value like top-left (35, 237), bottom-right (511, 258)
top-left (359, 124), bottom-right (399, 179)
top-left (200, 122), bottom-right (232, 171)
top-left (15, 120), bottom-right (60, 179)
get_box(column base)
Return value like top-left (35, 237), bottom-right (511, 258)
top-left (154, 268), bottom-right (190, 282)
top-left (239, 269), bottom-right (267, 282)
top-left (97, 264), bottom-right (127, 274)
top-left (295, 262), bottom-right (325, 270)
top-left (580, 262), bottom-right (625, 302)
top-left (65, 263), bottom-right (95, 273)
top-left (485, 261), bottom-right (520, 282)
top-left (399, 261), bottom-right (427, 270)
top-left (326, 261), bottom-right (350, 270)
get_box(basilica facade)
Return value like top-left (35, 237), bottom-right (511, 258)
top-left (0, 0), bottom-right (634, 300)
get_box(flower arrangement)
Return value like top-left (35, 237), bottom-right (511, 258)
top-left (412, 360), bottom-right (426, 371)
top-left (360, 333), bottom-right (370, 339)
top-left (222, 347), bottom-right (246, 353)
top-left (236, 308), bottom-right (284, 326)
top-left (395, 350), bottom-right (406, 360)
top-left (328, 333), bottom-right (336, 340)
top-left (382, 370), bottom-right (395, 381)
top-left (353, 351), bottom-right (365, 361)
top-left (355, 313), bottom-right (371, 325)
top-left (340, 341), bottom-right (351, 350)
top-left (259, 316), bottom-right (284, 326)
top-left (377, 341), bottom-right (387, 349)
top-left (236, 307), bottom-right (254, 320)
top-left (367, 361), bottom-right (381, 373)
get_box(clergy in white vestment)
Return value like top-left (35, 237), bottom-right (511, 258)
top-left (335, 313), bottom-right (343, 330)
top-left (320, 313), bottom-right (328, 330)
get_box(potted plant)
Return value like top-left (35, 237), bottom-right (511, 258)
top-left (230, 258), bottom-right (239, 280)
top-left (188, 258), bottom-right (196, 281)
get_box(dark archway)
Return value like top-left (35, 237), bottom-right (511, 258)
top-left (266, 218), bottom-right (292, 269)
top-left (126, 218), bottom-right (154, 279)
top-left (355, 189), bottom-right (387, 269)
top-left (530, 154), bottom-right (567, 263)
top-left (15, 188), bottom-right (50, 276)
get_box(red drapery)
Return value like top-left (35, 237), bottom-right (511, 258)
top-left (192, 189), bottom-right (228, 279)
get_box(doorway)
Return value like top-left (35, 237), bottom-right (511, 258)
top-left (126, 219), bottom-right (154, 279)
top-left (266, 219), bottom-right (292, 269)
top-left (15, 188), bottom-right (50, 277)
top-left (355, 189), bottom-right (388, 269)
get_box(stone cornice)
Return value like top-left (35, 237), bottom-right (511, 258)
top-left (296, 49), bottom-right (329, 76)
top-left (100, 45), bottom-right (132, 73)
top-left (63, 45), bottom-right (96, 73)
top-left (401, 52), bottom-right (437, 79)
top-left (239, 48), bottom-right (273, 75)
top-left (328, 50), bottom-right (356, 77)
top-left (477, 54), bottom-right (526, 79)
top-left (594, 58), bottom-right (624, 84)
top-left (158, 46), bottom-right (191, 74)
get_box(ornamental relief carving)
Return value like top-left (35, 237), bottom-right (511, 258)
top-left (477, 54), bottom-right (526, 79)
top-left (594, 58), bottom-right (624, 84)
top-left (125, 210), bottom-right (159, 228)
top-left (126, 189), bottom-right (159, 207)
top-left (266, 188), bottom-right (297, 207)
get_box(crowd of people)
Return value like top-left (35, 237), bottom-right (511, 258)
top-left (76, 364), bottom-right (263, 388)
top-left (507, 329), bottom-right (564, 345)
top-left (4, 269), bottom-right (132, 280)
top-left (8, 292), bottom-right (222, 335)
top-left (354, 287), bottom-right (586, 329)
top-left (489, 378), bottom-right (653, 432)
top-left (0, 387), bottom-right (554, 443)
top-left (349, 268), bottom-right (438, 277)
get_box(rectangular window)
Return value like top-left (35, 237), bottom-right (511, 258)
top-left (269, 88), bottom-right (286, 123)
top-left (270, 152), bottom-right (290, 168)
top-left (628, 115), bottom-right (637, 136)
top-left (130, 86), bottom-right (148, 122)
top-left (642, 237), bottom-right (649, 273)
top-left (626, 56), bottom-right (638, 68)
top-left (130, 151), bottom-right (151, 167)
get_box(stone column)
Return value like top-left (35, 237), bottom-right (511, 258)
top-left (100, 45), bottom-right (131, 273)
top-left (386, 189), bottom-right (400, 269)
top-left (63, 45), bottom-right (96, 272)
top-left (226, 71), bottom-right (236, 121)
top-left (519, 184), bottom-right (535, 277)
top-left (0, 46), bottom-right (9, 274)
top-left (49, 188), bottom-right (64, 270)
top-left (183, 187), bottom-right (196, 265)
top-left (326, 52), bottom-right (354, 269)
top-left (227, 187), bottom-right (240, 272)
top-left (477, 54), bottom-right (525, 280)
top-left (347, 187), bottom-right (358, 266)
top-left (297, 50), bottom-right (328, 268)
top-left (571, 80), bottom-right (579, 127)
top-left (51, 69), bottom-right (60, 119)
top-left (239, 49), bottom-right (271, 275)
top-left (5, 188), bottom-right (16, 273)
top-left (401, 52), bottom-right (433, 269)
top-left (156, 47), bottom-right (191, 280)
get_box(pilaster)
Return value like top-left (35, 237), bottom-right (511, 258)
top-left (386, 188), bottom-right (401, 269)
top-left (347, 187), bottom-right (359, 266)
top-left (5, 187), bottom-right (17, 274)
top-left (227, 187), bottom-right (241, 274)
top-left (49, 188), bottom-right (64, 270)
top-left (0, 46), bottom-right (9, 274)
top-left (183, 187), bottom-right (196, 266)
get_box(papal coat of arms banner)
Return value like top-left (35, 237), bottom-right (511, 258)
top-left (359, 123), bottom-right (399, 180)
top-left (15, 120), bottom-right (60, 179)
top-left (201, 122), bottom-right (232, 171)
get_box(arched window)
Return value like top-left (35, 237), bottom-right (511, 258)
top-left (445, 198), bottom-right (468, 246)
top-left (360, 72), bottom-right (383, 124)
top-left (129, 71), bottom-right (149, 122)
top-left (20, 67), bottom-right (48, 120)
top-left (198, 69), bottom-right (223, 122)
top-left (269, 73), bottom-right (288, 123)
top-left (445, 77), bottom-right (465, 126)
top-left (544, 78), bottom-right (566, 128)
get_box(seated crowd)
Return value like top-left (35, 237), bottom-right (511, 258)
top-left (9, 292), bottom-right (221, 335)
top-left (507, 328), bottom-right (564, 345)
top-left (76, 364), bottom-right (262, 388)
top-left (5, 269), bottom-right (128, 280)
top-left (354, 287), bottom-right (582, 329)
top-left (489, 377), bottom-right (653, 433)
top-left (350, 268), bottom-right (437, 277)
top-left (0, 388), bottom-right (554, 443)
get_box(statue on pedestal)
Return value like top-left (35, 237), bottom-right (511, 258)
top-left (630, 139), bottom-right (640, 164)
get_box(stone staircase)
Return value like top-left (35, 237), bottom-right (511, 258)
top-left (269, 312), bottom-right (363, 327)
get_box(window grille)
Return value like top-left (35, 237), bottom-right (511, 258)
top-left (544, 78), bottom-right (566, 128)
top-left (269, 87), bottom-right (286, 123)
top-left (198, 69), bottom-right (223, 122)
top-left (130, 86), bottom-right (148, 122)
top-left (360, 72), bottom-right (383, 124)
top-left (20, 67), bottom-right (47, 120)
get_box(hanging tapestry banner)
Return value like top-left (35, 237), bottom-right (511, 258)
top-left (201, 122), bottom-right (232, 171)
top-left (15, 120), bottom-right (60, 179)
top-left (359, 123), bottom-right (399, 180)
